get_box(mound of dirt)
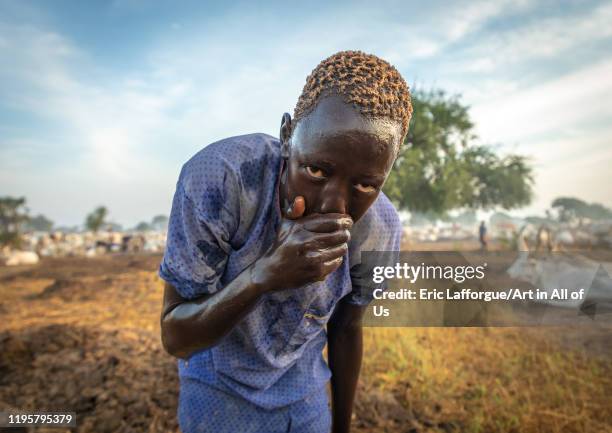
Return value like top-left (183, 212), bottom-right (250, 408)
top-left (353, 384), bottom-right (460, 433)
top-left (0, 323), bottom-right (179, 433)
top-left (28, 277), bottom-right (116, 302)
top-left (0, 254), bottom-right (162, 283)
top-left (354, 387), bottom-right (414, 429)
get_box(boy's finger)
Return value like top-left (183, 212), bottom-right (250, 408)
top-left (302, 230), bottom-right (351, 250)
top-left (305, 243), bottom-right (348, 263)
top-left (320, 256), bottom-right (345, 276)
top-left (302, 214), bottom-right (353, 233)
top-left (285, 196), bottom-right (306, 220)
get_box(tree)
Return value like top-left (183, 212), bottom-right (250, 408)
top-left (24, 214), bottom-right (54, 232)
top-left (409, 211), bottom-right (441, 226)
top-left (106, 222), bottom-right (123, 232)
top-left (0, 196), bottom-right (29, 247)
top-left (383, 89), bottom-right (534, 215)
top-left (525, 215), bottom-right (553, 226)
top-left (489, 211), bottom-right (518, 226)
top-left (552, 197), bottom-right (612, 222)
top-left (151, 214), bottom-right (169, 231)
top-left (135, 221), bottom-right (151, 232)
top-left (450, 209), bottom-right (477, 226)
top-left (85, 206), bottom-right (108, 232)
top-left (55, 225), bottom-right (80, 233)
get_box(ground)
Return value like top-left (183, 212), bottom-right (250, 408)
top-left (1, 252), bottom-right (611, 433)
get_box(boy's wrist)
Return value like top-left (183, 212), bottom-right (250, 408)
top-left (249, 256), bottom-right (277, 294)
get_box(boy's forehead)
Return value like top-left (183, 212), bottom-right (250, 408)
top-left (293, 95), bottom-right (402, 149)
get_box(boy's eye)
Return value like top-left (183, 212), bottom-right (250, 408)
top-left (306, 166), bottom-right (326, 179)
top-left (355, 183), bottom-right (377, 193)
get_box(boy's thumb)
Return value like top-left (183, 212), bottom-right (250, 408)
top-left (286, 196), bottom-right (305, 220)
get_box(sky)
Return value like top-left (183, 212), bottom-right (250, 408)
top-left (0, 0), bottom-right (611, 227)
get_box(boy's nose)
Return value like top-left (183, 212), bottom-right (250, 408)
top-left (318, 182), bottom-right (349, 215)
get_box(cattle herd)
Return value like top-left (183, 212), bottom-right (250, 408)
top-left (1, 219), bottom-right (611, 267)
top-left (0, 230), bottom-right (167, 266)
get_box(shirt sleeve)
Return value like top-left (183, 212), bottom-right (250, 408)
top-left (344, 196), bottom-right (403, 307)
top-left (158, 157), bottom-right (239, 301)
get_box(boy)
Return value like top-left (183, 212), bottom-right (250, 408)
top-left (159, 50), bottom-right (412, 433)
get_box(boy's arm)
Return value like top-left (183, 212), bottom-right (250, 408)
top-left (327, 299), bottom-right (367, 433)
top-left (161, 206), bottom-right (353, 359)
top-left (161, 268), bottom-right (267, 359)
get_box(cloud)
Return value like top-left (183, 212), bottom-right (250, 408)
top-left (470, 59), bottom-right (612, 144)
top-left (463, 2), bottom-right (612, 73)
top-left (1, 0), bottom-right (610, 225)
top-left (0, 22), bottom-right (191, 225)
top-left (467, 60), bottom-right (612, 214)
top-left (525, 143), bottom-right (612, 214)
top-left (355, 0), bottom-right (534, 68)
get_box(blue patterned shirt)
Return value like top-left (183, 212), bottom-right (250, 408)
top-left (159, 133), bottom-right (402, 409)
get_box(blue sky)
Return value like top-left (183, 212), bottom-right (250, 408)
top-left (1, 0), bottom-right (611, 227)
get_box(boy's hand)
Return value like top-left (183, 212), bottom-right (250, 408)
top-left (252, 196), bottom-right (353, 292)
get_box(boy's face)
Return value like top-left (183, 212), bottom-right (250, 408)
top-left (281, 94), bottom-right (402, 223)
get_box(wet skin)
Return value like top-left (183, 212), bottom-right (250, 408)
top-left (161, 94), bottom-right (403, 433)
top-left (279, 94), bottom-right (401, 221)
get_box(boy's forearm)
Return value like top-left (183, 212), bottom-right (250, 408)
top-left (328, 304), bottom-right (364, 433)
top-left (161, 260), bottom-right (269, 359)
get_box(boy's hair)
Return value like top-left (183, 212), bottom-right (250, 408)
top-left (294, 50), bottom-right (413, 152)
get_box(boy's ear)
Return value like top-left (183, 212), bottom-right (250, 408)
top-left (279, 112), bottom-right (292, 159)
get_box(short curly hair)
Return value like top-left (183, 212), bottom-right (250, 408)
top-left (294, 50), bottom-right (413, 152)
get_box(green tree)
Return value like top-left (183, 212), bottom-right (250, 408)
top-left (24, 214), bottom-right (54, 232)
top-left (490, 211), bottom-right (515, 226)
top-left (85, 206), bottom-right (108, 232)
top-left (552, 197), bottom-right (612, 222)
top-left (135, 221), bottom-right (151, 231)
top-left (0, 196), bottom-right (29, 247)
top-left (525, 215), bottom-right (553, 225)
top-left (151, 214), bottom-right (169, 231)
top-left (409, 211), bottom-right (443, 226)
top-left (383, 89), bottom-right (534, 215)
top-left (450, 209), bottom-right (477, 225)
top-left (106, 221), bottom-right (123, 232)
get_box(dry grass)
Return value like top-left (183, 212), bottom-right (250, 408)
top-left (355, 240), bottom-right (612, 432)
top-left (359, 327), bottom-right (612, 433)
top-left (1, 254), bottom-right (611, 432)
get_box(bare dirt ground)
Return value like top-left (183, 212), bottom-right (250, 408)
top-left (1, 253), bottom-right (611, 433)
top-left (1, 255), bottom-right (176, 433)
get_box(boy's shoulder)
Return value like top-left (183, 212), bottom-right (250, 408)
top-left (184, 132), bottom-right (280, 171)
top-left (364, 192), bottom-right (401, 231)
top-left (351, 191), bottom-right (402, 251)
top-left (178, 132), bottom-right (281, 196)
